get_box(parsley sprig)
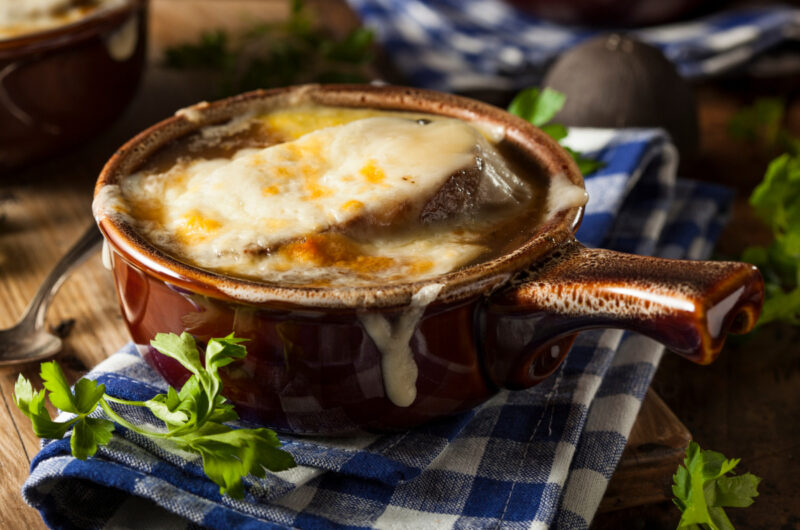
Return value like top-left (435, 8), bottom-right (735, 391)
top-left (164, 0), bottom-right (374, 96)
top-left (673, 442), bottom-right (760, 529)
top-left (740, 153), bottom-right (800, 326)
top-left (507, 87), bottom-right (605, 176)
top-left (728, 97), bottom-right (800, 156)
top-left (727, 99), bottom-right (800, 328)
top-left (14, 332), bottom-right (295, 498)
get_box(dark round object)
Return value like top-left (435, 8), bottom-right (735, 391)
top-left (543, 34), bottom-right (698, 158)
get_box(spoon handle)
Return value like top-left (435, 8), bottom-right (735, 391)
top-left (23, 224), bottom-right (103, 329)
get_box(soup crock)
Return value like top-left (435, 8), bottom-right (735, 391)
top-left (0, 0), bottom-right (147, 171)
top-left (94, 84), bottom-right (764, 435)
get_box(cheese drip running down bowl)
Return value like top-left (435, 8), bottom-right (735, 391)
top-left (94, 85), bottom-right (763, 434)
top-left (102, 107), bottom-right (549, 287)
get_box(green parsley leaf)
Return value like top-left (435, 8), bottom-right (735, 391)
top-left (672, 441), bottom-right (760, 529)
top-left (729, 98), bottom-right (785, 149)
top-left (149, 333), bottom-right (247, 434)
top-left (508, 86), bottom-right (605, 176)
top-left (539, 123), bottom-right (568, 143)
top-left (73, 378), bottom-right (108, 415)
top-left (563, 146), bottom-right (606, 177)
top-left (180, 425), bottom-right (296, 498)
top-left (16, 332), bottom-right (296, 499)
top-left (146, 333), bottom-right (295, 496)
top-left (40, 361), bottom-right (80, 413)
top-left (150, 332), bottom-right (203, 375)
top-left (40, 361), bottom-right (106, 416)
top-left (204, 333), bottom-right (248, 376)
top-left (13, 374), bottom-right (73, 440)
top-left (738, 153), bottom-right (800, 327)
top-left (508, 87), bottom-right (566, 127)
top-left (71, 417), bottom-right (114, 460)
top-left (750, 154), bottom-right (800, 243)
top-left (145, 386), bottom-right (189, 427)
top-left (714, 474), bottom-right (761, 508)
top-left (15, 365), bottom-right (109, 459)
top-left (728, 98), bottom-right (800, 328)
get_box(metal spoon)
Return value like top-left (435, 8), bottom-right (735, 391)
top-left (0, 225), bottom-right (103, 366)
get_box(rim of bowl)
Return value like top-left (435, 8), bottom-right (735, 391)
top-left (94, 84), bottom-right (585, 311)
top-left (0, 0), bottom-right (144, 58)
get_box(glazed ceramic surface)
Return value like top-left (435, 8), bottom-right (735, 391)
top-left (95, 85), bottom-right (763, 434)
top-left (0, 0), bottom-right (147, 171)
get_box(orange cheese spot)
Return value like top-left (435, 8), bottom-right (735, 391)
top-left (129, 201), bottom-right (162, 223)
top-left (285, 137), bottom-right (324, 163)
top-left (281, 233), bottom-right (394, 274)
top-left (259, 107), bottom-right (386, 140)
top-left (302, 137), bottom-right (324, 156)
top-left (169, 171), bottom-right (188, 187)
top-left (342, 200), bottom-right (364, 212)
top-left (265, 218), bottom-right (289, 229)
top-left (285, 143), bottom-right (304, 161)
top-left (283, 234), bottom-right (354, 265)
top-left (359, 159), bottom-right (386, 184)
top-left (262, 185), bottom-right (280, 196)
top-left (176, 211), bottom-right (222, 242)
top-left (408, 260), bottom-right (434, 275)
top-left (274, 166), bottom-right (292, 179)
top-left (346, 255), bottom-right (396, 275)
top-left (306, 183), bottom-right (332, 199)
top-left (299, 163), bottom-right (319, 178)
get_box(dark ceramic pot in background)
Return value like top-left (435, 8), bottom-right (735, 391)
top-left (0, 0), bottom-right (147, 172)
top-left (94, 85), bottom-right (763, 435)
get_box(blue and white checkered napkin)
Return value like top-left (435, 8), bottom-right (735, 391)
top-left (23, 128), bottom-right (733, 529)
top-left (347, 0), bottom-right (800, 91)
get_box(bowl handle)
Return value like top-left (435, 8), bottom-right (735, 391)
top-left (482, 238), bottom-right (764, 389)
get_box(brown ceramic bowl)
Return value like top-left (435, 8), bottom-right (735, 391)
top-left (94, 85), bottom-right (763, 435)
top-left (0, 0), bottom-right (147, 172)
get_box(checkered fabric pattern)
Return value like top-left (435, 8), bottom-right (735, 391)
top-left (22, 128), bottom-right (733, 529)
top-left (347, 0), bottom-right (800, 91)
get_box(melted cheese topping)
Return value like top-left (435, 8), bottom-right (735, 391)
top-left (0, 0), bottom-right (123, 39)
top-left (117, 109), bottom-right (535, 286)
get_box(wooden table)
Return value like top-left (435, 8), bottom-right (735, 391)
top-left (0, 1), bottom-right (797, 528)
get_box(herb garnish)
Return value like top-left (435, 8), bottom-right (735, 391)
top-left (507, 86), bottom-right (605, 176)
top-left (740, 153), bottom-right (800, 327)
top-left (727, 99), bottom-right (800, 328)
top-left (164, 0), bottom-right (374, 96)
top-left (728, 97), bottom-right (800, 155)
top-left (672, 442), bottom-right (760, 530)
top-left (14, 332), bottom-right (295, 498)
